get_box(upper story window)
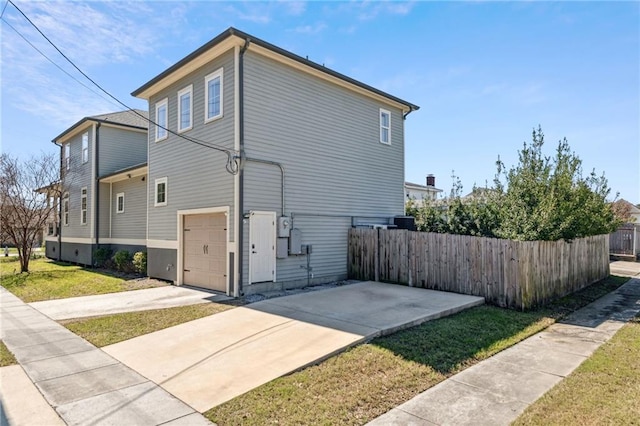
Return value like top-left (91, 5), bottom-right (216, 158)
top-left (64, 144), bottom-right (70, 170)
top-left (80, 187), bottom-right (87, 225)
top-left (63, 193), bottom-right (69, 226)
top-left (82, 132), bottom-right (89, 163)
top-left (205, 68), bottom-right (223, 123)
top-left (155, 98), bottom-right (168, 142)
top-left (178, 85), bottom-right (193, 132)
top-left (116, 192), bottom-right (125, 214)
top-left (380, 109), bottom-right (391, 145)
top-left (154, 177), bottom-right (168, 207)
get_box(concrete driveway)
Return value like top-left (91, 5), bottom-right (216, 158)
top-left (103, 281), bottom-right (484, 412)
top-left (610, 260), bottom-right (640, 278)
top-left (29, 286), bottom-right (231, 320)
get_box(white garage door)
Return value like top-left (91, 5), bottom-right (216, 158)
top-left (183, 213), bottom-right (226, 292)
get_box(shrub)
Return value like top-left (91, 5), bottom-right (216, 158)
top-left (112, 250), bottom-right (132, 272)
top-left (133, 251), bottom-right (147, 274)
top-left (94, 247), bottom-right (113, 267)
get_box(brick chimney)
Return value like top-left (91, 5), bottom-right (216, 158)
top-left (426, 174), bottom-right (435, 187)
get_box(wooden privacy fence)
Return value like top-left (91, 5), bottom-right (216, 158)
top-left (609, 224), bottom-right (637, 257)
top-left (348, 228), bottom-right (610, 310)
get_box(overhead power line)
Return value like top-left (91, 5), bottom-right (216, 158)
top-left (3, 0), bottom-right (239, 174)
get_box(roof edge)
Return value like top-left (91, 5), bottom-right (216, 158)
top-left (131, 27), bottom-right (419, 112)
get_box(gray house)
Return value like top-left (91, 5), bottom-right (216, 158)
top-left (45, 110), bottom-right (149, 265)
top-left (132, 27), bottom-right (418, 296)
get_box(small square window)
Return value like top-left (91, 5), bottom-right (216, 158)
top-left (116, 193), bottom-right (125, 214)
top-left (205, 68), bottom-right (223, 123)
top-left (155, 177), bottom-right (167, 207)
top-left (155, 98), bottom-right (168, 142)
top-left (82, 132), bottom-right (89, 163)
top-left (380, 109), bottom-right (391, 145)
top-left (178, 85), bottom-right (193, 132)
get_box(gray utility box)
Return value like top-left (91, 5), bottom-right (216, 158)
top-left (289, 228), bottom-right (303, 255)
top-left (276, 238), bottom-right (289, 259)
top-left (278, 216), bottom-right (292, 238)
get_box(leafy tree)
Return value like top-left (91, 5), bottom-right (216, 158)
top-left (494, 127), bottom-right (619, 241)
top-left (0, 152), bottom-right (61, 272)
top-left (406, 126), bottom-right (620, 241)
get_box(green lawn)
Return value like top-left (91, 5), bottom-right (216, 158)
top-left (0, 340), bottom-right (17, 367)
top-left (513, 314), bottom-right (640, 425)
top-left (205, 275), bottom-right (630, 425)
top-left (62, 303), bottom-right (235, 347)
top-left (0, 257), bottom-right (164, 302)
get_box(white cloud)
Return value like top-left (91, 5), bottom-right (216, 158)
top-left (291, 22), bottom-right (327, 34)
top-left (0, 1), bottom-right (165, 127)
top-left (280, 0), bottom-right (306, 16)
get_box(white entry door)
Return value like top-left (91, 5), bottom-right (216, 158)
top-left (250, 211), bottom-right (276, 283)
top-left (183, 213), bottom-right (227, 292)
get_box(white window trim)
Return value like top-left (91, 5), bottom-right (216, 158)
top-left (64, 144), bottom-right (70, 170)
top-left (204, 68), bottom-right (224, 123)
top-left (82, 132), bottom-right (89, 164)
top-left (155, 98), bottom-right (168, 142)
top-left (63, 193), bottom-right (69, 226)
top-left (177, 85), bottom-right (193, 133)
top-left (380, 108), bottom-right (391, 145)
top-left (116, 192), bottom-right (125, 214)
top-left (154, 177), bottom-right (168, 207)
top-left (80, 187), bottom-right (87, 225)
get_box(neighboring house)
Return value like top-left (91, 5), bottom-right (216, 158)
top-left (132, 27), bottom-right (419, 296)
top-left (405, 174), bottom-right (442, 205)
top-left (44, 110), bottom-right (148, 265)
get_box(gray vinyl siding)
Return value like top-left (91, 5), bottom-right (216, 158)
top-left (241, 51), bottom-right (405, 286)
top-left (98, 182), bottom-right (110, 239)
top-left (111, 176), bottom-right (147, 240)
top-left (98, 125), bottom-right (147, 176)
top-left (61, 128), bottom-right (93, 239)
top-left (147, 49), bottom-right (235, 242)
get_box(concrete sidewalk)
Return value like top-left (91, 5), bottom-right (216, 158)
top-left (30, 285), bottom-right (231, 320)
top-left (0, 287), bottom-right (213, 426)
top-left (103, 282), bottom-right (484, 412)
top-left (368, 278), bottom-right (640, 426)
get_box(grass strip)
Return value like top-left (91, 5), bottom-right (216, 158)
top-left (62, 303), bottom-right (234, 347)
top-left (0, 340), bottom-right (18, 367)
top-left (513, 314), bottom-right (640, 425)
top-left (205, 275), bottom-right (630, 425)
top-left (0, 258), bottom-right (162, 302)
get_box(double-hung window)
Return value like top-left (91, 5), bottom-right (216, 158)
top-left (80, 187), bottom-right (87, 225)
top-left (154, 177), bottom-right (168, 207)
top-left (380, 109), bottom-right (391, 145)
top-left (63, 193), bottom-right (69, 226)
top-left (205, 68), bottom-right (223, 122)
top-left (155, 98), bottom-right (168, 142)
top-left (82, 132), bottom-right (89, 163)
top-left (178, 85), bottom-right (193, 132)
top-left (64, 144), bottom-right (70, 170)
top-left (116, 193), bottom-right (125, 213)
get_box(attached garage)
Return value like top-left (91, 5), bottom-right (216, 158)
top-left (179, 209), bottom-right (228, 293)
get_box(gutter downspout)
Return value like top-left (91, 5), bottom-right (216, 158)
top-left (54, 141), bottom-right (62, 261)
top-left (237, 38), bottom-right (250, 296)
top-left (94, 123), bottom-right (101, 266)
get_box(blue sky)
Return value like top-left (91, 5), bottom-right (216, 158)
top-left (1, 1), bottom-right (638, 203)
